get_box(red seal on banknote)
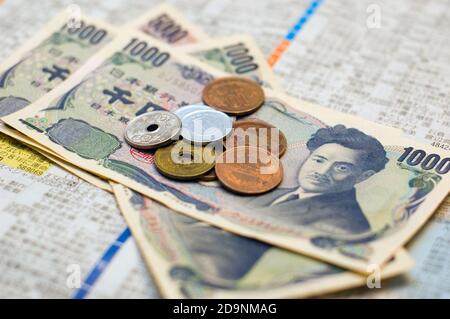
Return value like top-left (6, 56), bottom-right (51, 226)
top-left (130, 148), bottom-right (155, 164)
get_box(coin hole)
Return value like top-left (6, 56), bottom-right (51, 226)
top-left (178, 151), bottom-right (195, 162)
top-left (147, 124), bottom-right (159, 132)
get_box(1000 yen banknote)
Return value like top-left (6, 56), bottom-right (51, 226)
top-left (0, 11), bottom-right (117, 117)
top-left (182, 34), bottom-right (282, 90)
top-left (113, 183), bottom-right (413, 298)
top-left (4, 30), bottom-right (449, 273)
top-left (0, 5), bottom-right (213, 191)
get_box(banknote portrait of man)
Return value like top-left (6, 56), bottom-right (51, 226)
top-left (254, 125), bottom-right (389, 236)
top-left (169, 213), bottom-right (272, 287)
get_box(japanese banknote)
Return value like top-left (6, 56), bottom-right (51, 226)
top-left (126, 3), bottom-right (210, 46)
top-left (0, 12), bottom-right (117, 117)
top-left (113, 183), bottom-right (413, 298)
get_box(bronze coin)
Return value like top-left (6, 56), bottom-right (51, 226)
top-left (202, 77), bottom-right (265, 116)
top-left (225, 118), bottom-right (288, 157)
top-left (215, 146), bottom-right (283, 195)
top-left (198, 168), bottom-right (218, 181)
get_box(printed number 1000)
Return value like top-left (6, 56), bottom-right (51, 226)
top-left (398, 147), bottom-right (449, 174)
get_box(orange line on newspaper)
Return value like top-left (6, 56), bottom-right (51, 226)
top-left (267, 39), bottom-right (291, 67)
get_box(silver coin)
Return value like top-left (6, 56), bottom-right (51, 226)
top-left (180, 109), bottom-right (233, 144)
top-left (124, 111), bottom-right (181, 149)
top-left (174, 103), bottom-right (213, 120)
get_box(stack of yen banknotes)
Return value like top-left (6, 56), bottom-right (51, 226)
top-left (0, 4), bottom-right (449, 298)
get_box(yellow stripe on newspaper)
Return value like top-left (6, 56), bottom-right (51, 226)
top-left (0, 133), bottom-right (51, 175)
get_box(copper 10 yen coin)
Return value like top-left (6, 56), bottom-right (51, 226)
top-left (198, 168), bottom-right (218, 182)
top-left (225, 118), bottom-right (288, 157)
top-left (202, 77), bottom-right (265, 116)
top-left (215, 146), bottom-right (283, 195)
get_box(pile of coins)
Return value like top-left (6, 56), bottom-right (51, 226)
top-left (124, 76), bottom-right (287, 195)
